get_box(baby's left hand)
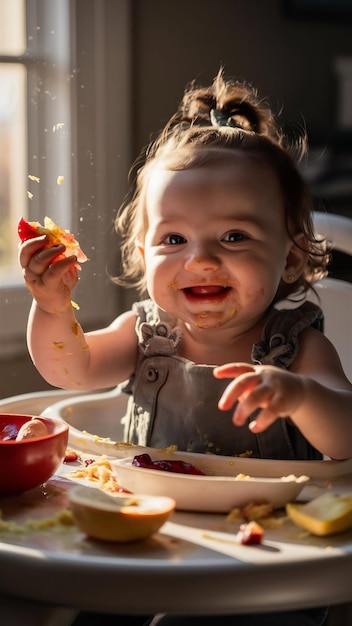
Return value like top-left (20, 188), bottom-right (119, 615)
top-left (214, 363), bottom-right (305, 433)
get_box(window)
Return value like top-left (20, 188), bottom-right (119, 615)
top-left (0, 0), bottom-right (132, 360)
top-left (0, 0), bottom-right (26, 281)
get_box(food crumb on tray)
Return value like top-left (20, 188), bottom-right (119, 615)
top-left (0, 509), bottom-right (74, 534)
top-left (66, 454), bottom-right (124, 493)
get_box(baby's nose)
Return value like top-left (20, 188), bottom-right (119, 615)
top-left (184, 253), bottom-right (220, 273)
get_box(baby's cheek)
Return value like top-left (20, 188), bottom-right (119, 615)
top-left (245, 286), bottom-right (265, 301)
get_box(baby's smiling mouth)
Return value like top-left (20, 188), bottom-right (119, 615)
top-left (183, 285), bottom-right (231, 300)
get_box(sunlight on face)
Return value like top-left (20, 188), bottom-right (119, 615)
top-left (141, 152), bottom-right (293, 334)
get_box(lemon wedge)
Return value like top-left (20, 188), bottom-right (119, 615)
top-left (286, 492), bottom-right (352, 536)
top-left (68, 485), bottom-right (175, 542)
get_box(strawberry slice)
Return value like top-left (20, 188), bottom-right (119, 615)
top-left (18, 217), bottom-right (40, 241)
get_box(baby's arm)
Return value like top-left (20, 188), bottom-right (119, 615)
top-left (214, 328), bottom-right (352, 460)
top-left (20, 237), bottom-right (137, 390)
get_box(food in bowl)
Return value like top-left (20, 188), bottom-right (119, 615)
top-left (132, 453), bottom-right (205, 475)
top-left (68, 485), bottom-right (175, 542)
top-left (112, 457), bottom-right (310, 513)
top-left (0, 414), bottom-right (69, 495)
top-left (0, 416), bottom-right (49, 441)
top-left (15, 417), bottom-right (48, 440)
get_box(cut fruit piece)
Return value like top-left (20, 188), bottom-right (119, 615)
top-left (68, 485), bottom-right (175, 542)
top-left (286, 492), bottom-right (352, 536)
top-left (17, 216), bottom-right (88, 267)
top-left (236, 520), bottom-right (264, 545)
top-left (16, 418), bottom-right (48, 441)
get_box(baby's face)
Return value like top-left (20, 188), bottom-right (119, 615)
top-left (140, 153), bottom-right (298, 334)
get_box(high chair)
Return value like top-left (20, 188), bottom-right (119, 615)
top-left (311, 211), bottom-right (352, 382)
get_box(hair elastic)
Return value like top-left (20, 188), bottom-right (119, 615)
top-left (210, 109), bottom-right (237, 128)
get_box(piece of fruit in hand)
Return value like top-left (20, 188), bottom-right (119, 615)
top-left (18, 216), bottom-right (88, 268)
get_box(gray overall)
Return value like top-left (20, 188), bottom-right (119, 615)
top-left (122, 299), bottom-right (323, 460)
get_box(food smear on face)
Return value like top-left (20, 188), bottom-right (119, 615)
top-left (132, 453), bottom-right (205, 475)
top-left (195, 311), bottom-right (223, 328)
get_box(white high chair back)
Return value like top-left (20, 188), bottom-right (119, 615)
top-left (311, 212), bottom-right (352, 381)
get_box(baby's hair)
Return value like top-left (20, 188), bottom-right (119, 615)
top-left (147, 69), bottom-right (283, 160)
top-left (180, 76), bottom-right (273, 132)
top-left (114, 72), bottom-right (329, 300)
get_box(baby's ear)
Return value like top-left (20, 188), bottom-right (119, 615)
top-left (282, 232), bottom-right (308, 283)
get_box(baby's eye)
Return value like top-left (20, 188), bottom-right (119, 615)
top-left (164, 233), bottom-right (186, 245)
top-left (222, 231), bottom-right (247, 243)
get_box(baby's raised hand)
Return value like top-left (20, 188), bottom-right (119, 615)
top-left (214, 363), bottom-right (305, 433)
top-left (19, 236), bottom-right (79, 314)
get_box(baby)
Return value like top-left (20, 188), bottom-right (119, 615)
top-left (19, 70), bottom-right (352, 465)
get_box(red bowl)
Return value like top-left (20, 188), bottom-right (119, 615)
top-left (0, 414), bottom-right (69, 495)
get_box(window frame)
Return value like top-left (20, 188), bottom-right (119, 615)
top-left (0, 0), bottom-right (133, 359)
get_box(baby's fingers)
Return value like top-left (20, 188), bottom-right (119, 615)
top-left (214, 363), bottom-right (255, 379)
top-left (29, 253), bottom-right (77, 286)
top-left (18, 235), bottom-right (48, 268)
top-left (23, 251), bottom-right (78, 300)
top-left (248, 408), bottom-right (279, 433)
top-left (232, 383), bottom-right (276, 425)
top-left (25, 244), bottom-right (67, 275)
top-left (217, 372), bottom-right (261, 411)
